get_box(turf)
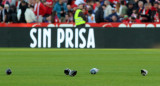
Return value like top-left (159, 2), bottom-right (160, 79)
top-left (0, 49), bottom-right (160, 86)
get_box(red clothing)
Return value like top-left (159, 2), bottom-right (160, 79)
top-left (154, 12), bottom-right (159, 22)
top-left (138, 8), bottom-right (143, 14)
top-left (151, 6), bottom-right (157, 11)
top-left (109, 0), bottom-right (119, 4)
top-left (2, 1), bottom-right (5, 5)
top-left (2, 0), bottom-right (10, 5)
top-left (45, 0), bottom-right (53, 15)
top-left (122, 19), bottom-right (130, 23)
top-left (130, 19), bottom-right (141, 23)
top-left (16, 1), bottom-right (18, 6)
top-left (71, 0), bottom-right (76, 6)
top-left (93, 3), bottom-right (96, 10)
top-left (84, 9), bottom-right (88, 15)
top-left (66, 18), bottom-right (74, 23)
top-left (135, 19), bottom-right (141, 23)
top-left (142, 9), bottom-right (149, 15)
top-left (54, 15), bottom-right (60, 23)
top-left (34, 2), bottom-right (46, 16)
top-left (71, 4), bottom-right (78, 8)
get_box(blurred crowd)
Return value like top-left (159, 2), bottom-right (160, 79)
top-left (0, 0), bottom-right (160, 23)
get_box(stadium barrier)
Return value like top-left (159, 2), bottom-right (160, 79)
top-left (0, 23), bottom-right (160, 27)
top-left (0, 27), bottom-right (160, 48)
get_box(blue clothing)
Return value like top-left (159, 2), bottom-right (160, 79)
top-left (105, 13), bottom-right (119, 22)
top-left (100, 1), bottom-right (104, 5)
top-left (6, 1), bottom-right (10, 6)
top-left (53, 2), bottom-right (68, 19)
top-left (109, 19), bottom-right (120, 22)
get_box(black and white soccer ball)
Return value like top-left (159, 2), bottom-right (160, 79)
top-left (6, 68), bottom-right (12, 75)
top-left (141, 69), bottom-right (148, 76)
top-left (90, 68), bottom-right (99, 74)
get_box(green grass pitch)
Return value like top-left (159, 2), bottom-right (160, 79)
top-left (0, 48), bottom-right (160, 86)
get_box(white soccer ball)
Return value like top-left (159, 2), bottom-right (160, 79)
top-left (90, 68), bottom-right (99, 74)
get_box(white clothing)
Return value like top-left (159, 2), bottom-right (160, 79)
top-left (25, 8), bottom-right (36, 23)
top-left (75, 0), bottom-right (85, 5)
top-left (88, 14), bottom-right (96, 23)
top-left (104, 5), bottom-right (112, 18)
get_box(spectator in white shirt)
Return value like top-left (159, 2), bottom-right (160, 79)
top-left (104, 0), bottom-right (112, 18)
top-left (25, 5), bottom-right (36, 23)
top-left (0, 4), bottom-right (6, 23)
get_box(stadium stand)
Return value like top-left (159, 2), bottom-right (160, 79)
top-left (0, 0), bottom-right (160, 23)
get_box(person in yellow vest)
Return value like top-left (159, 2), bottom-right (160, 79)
top-left (74, 3), bottom-right (87, 27)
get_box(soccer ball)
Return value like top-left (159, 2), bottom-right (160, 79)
top-left (6, 68), bottom-right (12, 75)
top-left (141, 69), bottom-right (148, 76)
top-left (90, 68), bottom-right (99, 74)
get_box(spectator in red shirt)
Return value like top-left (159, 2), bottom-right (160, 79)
top-left (122, 15), bottom-right (130, 23)
top-left (34, 0), bottom-right (46, 22)
top-left (1, 0), bottom-right (10, 5)
top-left (51, 11), bottom-right (59, 23)
top-left (92, 1), bottom-right (97, 10)
top-left (43, 0), bottom-right (53, 16)
top-left (45, 10), bottom-right (59, 23)
top-left (129, 16), bottom-right (141, 23)
top-left (109, 0), bottom-right (119, 4)
top-left (151, 2), bottom-right (158, 11)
